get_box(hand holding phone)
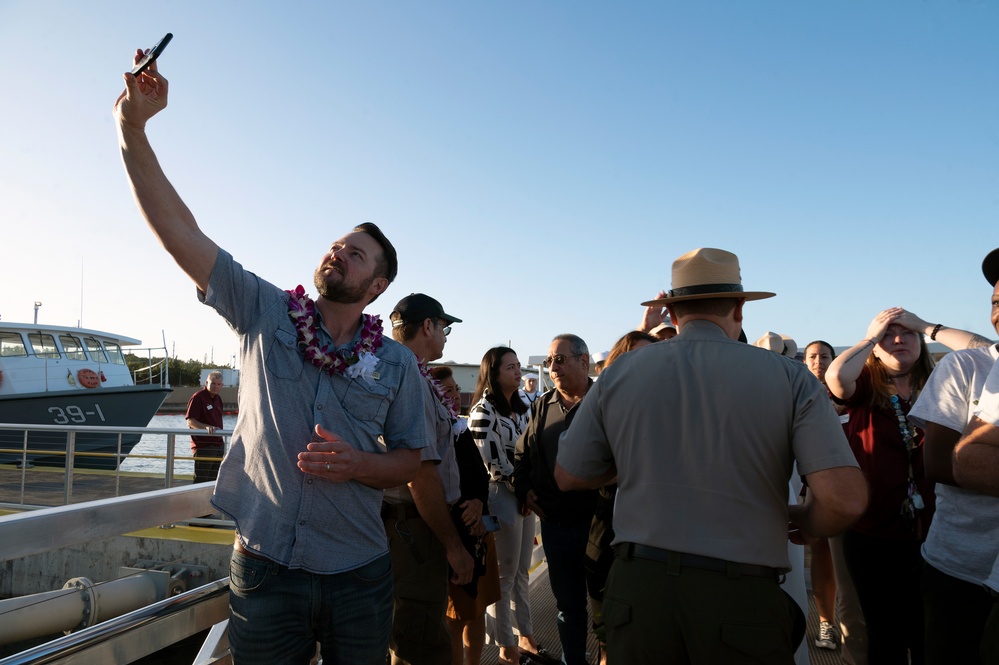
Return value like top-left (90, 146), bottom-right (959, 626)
top-left (131, 33), bottom-right (173, 76)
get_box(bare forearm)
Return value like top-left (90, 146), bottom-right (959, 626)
top-left (118, 124), bottom-right (217, 291)
top-left (409, 463), bottom-right (465, 552)
top-left (353, 448), bottom-right (422, 489)
top-left (795, 466), bottom-right (868, 538)
top-left (953, 417), bottom-right (999, 496)
top-left (825, 339), bottom-right (875, 400)
top-left (909, 318), bottom-right (992, 351)
top-left (554, 463), bottom-right (616, 491)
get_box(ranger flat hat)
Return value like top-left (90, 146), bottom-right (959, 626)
top-left (983, 248), bottom-right (999, 286)
top-left (754, 331), bottom-right (797, 358)
top-left (650, 320), bottom-right (676, 335)
top-left (390, 293), bottom-right (462, 327)
top-left (641, 248), bottom-right (776, 306)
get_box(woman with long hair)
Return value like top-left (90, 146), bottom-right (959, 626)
top-left (826, 308), bottom-right (977, 664)
top-left (468, 347), bottom-right (543, 665)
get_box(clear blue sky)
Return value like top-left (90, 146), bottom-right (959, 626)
top-left (1, 1), bottom-right (997, 367)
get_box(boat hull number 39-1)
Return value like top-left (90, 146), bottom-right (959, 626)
top-left (47, 404), bottom-right (107, 425)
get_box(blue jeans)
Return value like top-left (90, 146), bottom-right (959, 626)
top-left (228, 549), bottom-right (393, 665)
top-left (540, 520), bottom-right (592, 665)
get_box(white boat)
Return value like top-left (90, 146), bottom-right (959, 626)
top-left (0, 322), bottom-right (171, 469)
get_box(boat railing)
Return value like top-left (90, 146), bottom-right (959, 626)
top-left (0, 484), bottom-right (231, 664)
top-left (129, 344), bottom-right (171, 387)
top-left (0, 423), bottom-right (231, 507)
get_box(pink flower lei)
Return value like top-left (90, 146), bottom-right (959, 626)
top-left (285, 285), bottom-right (383, 379)
top-left (419, 361), bottom-right (459, 419)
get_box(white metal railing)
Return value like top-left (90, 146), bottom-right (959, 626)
top-left (0, 423), bottom-right (231, 506)
top-left (0, 485), bottom-right (229, 664)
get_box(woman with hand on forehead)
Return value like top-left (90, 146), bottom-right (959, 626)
top-left (825, 307), bottom-right (980, 665)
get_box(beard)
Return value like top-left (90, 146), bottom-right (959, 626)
top-left (313, 265), bottom-right (375, 305)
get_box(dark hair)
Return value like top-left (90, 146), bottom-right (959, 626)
top-left (604, 330), bottom-right (658, 369)
top-left (804, 340), bottom-right (836, 359)
top-left (429, 366), bottom-right (453, 383)
top-left (670, 297), bottom-right (739, 319)
top-left (354, 222), bottom-right (398, 284)
top-left (470, 346), bottom-right (527, 418)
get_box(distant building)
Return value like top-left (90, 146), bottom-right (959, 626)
top-left (199, 368), bottom-right (240, 388)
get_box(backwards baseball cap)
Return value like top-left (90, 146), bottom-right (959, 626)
top-left (983, 248), bottom-right (999, 287)
top-left (390, 293), bottom-right (462, 328)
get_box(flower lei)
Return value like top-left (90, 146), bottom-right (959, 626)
top-left (285, 285), bottom-right (383, 383)
top-left (419, 361), bottom-right (459, 419)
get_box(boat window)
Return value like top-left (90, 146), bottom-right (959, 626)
top-left (59, 334), bottom-right (87, 361)
top-left (84, 337), bottom-right (109, 363)
top-left (28, 333), bottom-right (60, 359)
top-left (0, 332), bottom-right (28, 357)
top-left (105, 342), bottom-right (127, 365)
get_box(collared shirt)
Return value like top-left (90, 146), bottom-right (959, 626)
top-left (558, 319), bottom-right (857, 570)
top-left (202, 250), bottom-right (430, 574)
top-left (384, 373), bottom-right (461, 505)
top-left (185, 387), bottom-right (225, 449)
top-left (515, 385), bottom-right (598, 524)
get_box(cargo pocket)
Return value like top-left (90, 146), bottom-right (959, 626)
top-left (601, 595), bottom-right (633, 631)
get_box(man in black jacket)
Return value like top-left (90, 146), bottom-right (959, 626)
top-left (515, 334), bottom-right (598, 665)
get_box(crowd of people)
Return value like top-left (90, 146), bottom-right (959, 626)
top-left (115, 52), bottom-right (999, 665)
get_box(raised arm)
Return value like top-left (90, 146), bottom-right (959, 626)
top-left (113, 52), bottom-right (218, 292)
top-left (894, 309), bottom-right (993, 350)
top-left (637, 290), bottom-right (668, 333)
top-left (826, 308), bottom-right (898, 400)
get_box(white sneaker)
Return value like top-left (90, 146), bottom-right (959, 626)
top-left (814, 620), bottom-right (837, 650)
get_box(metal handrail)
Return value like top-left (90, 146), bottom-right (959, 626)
top-left (0, 423), bottom-right (231, 505)
top-left (0, 578), bottom-right (230, 665)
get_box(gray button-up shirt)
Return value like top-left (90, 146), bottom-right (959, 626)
top-left (204, 250), bottom-right (430, 573)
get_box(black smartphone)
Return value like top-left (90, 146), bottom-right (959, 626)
top-left (131, 33), bottom-right (173, 76)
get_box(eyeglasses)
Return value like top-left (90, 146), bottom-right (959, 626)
top-left (542, 353), bottom-right (582, 368)
top-left (435, 319), bottom-right (451, 336)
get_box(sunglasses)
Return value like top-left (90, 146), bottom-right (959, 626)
top-left (436, 320), bottom-right (451, 336)
top-left (542, 353), bottom-right (582, 368)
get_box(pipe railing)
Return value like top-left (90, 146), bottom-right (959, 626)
top-left (0, 423), bottom-right (231, 506)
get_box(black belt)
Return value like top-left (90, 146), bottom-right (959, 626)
top-left (616, 542), bottom-right (783, 581)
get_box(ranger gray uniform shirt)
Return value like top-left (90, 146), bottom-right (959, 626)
top-left (558, 319), bottom-right (858, 570)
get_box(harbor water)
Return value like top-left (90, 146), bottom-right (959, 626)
top-left (120, 413), bottom-right (235, 475)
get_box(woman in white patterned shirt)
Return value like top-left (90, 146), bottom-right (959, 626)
top-left (468, 346), bottom-right (544, 665)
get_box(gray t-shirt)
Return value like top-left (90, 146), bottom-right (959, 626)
top-left (204, 249), bottom-right (430, 573)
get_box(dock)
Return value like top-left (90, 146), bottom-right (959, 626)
top-left (1, 465), bottom-right (846, 664)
